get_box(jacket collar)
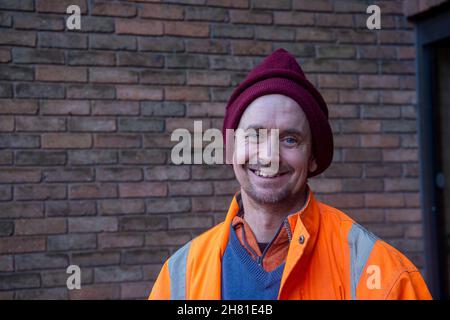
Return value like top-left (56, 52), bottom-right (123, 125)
top-left (219, 185), bottom-right (321, 264)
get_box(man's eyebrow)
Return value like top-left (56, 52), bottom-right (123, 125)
top-left (243, 126), bottom-right (306, 137)
top-left (281, 128), bottom-right (305, 136)
top-left (244, 125), bottom-right (265, 131)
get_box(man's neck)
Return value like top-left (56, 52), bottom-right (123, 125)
top-left (241, 188), bottom-right (308, 243)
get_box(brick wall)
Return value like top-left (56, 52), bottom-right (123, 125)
top-left (0, 0), bottom-right (424, 299)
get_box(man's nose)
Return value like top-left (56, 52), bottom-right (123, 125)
top-left (257, 136), bottom-right (274, 166)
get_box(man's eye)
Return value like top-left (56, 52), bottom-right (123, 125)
top-left (245, 132), bottom-right (259, 140)
top-left (283, 137), bottom-right (297, 145)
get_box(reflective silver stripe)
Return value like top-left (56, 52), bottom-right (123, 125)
top-left (168, 241), bottom-right (191, 300)
top-left (347, 223), bottom-right (378, 300)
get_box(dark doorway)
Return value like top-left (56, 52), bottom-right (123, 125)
top-left (434, 40), bottom-right (450, 299)
top-left (415, 6), bottom-right (450, 299)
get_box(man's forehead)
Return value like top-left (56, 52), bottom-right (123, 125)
top-left (238, 97), bottom-right (310, 134)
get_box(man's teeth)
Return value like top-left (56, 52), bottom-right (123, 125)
top-left (254, 169), bottom-right (282, 178)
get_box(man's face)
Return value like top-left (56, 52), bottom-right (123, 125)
top-left (232, 94), bottom-right (317, 204)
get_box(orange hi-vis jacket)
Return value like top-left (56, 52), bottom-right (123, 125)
top-left (149, 190), bottom-right (432, 300)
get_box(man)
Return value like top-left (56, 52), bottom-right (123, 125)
top-left (149, 48), bottom-right (432, 300)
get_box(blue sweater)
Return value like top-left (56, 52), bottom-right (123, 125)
top-left (221, 224), bottom-right (285, 300)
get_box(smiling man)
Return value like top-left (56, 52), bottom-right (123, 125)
top-left (149, 48), bottom-right (432, 300)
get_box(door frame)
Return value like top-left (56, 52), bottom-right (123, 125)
top-left (413, 4), bottom-right (450, 299)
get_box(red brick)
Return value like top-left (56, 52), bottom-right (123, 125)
top-left (121, 281), bottom-right (152, 300)
top-left (187, 71), bottom-right (230, 86)
top-left (15, 184), bottom-right (67, 200)
top-left (145, 231), bottom-right (192, 246)
top-left (381, 90), bottom-right (416, 104)
top-left (318, 74), bottom-right (357, 89)
top-left (68, 217), bottom-right (118, 233)
top-left (361, 134), bottom-right (400, 148)
top-left (92, 101), bottom-right (139, 116)
top-left (0, 255), bottom-right (13, 272)
top-left (207, 0), bottom-right (249, 8)
top-left (169, 181), bottom-right (213, 196)
top-left (306, 179), bottom-right (342, 193)
top-left (231, 40), bottom-right (272, 56)
top-left (186, 102), bottom-right (225, 117)
top-left (170, 215), bottom-right (214, 229)
top-left (341, 120), bottom-right (381, 133)
top-left (229, 10), bottom-right (272, 24)
top-left (296, 28), bottom-right (334, 42)
top-left (398, 47), bottom-right (416, 60)
top-left (405, 224), bottom-right (423, 238)
top-left (332, 134), bottom-right (358, 148)
top-left (141, 3), bottom-right (184, 20)
top-left (319, 193), bottom-right (364, 208)
top-left (99, 199), bottom-right (145, 215)
top-left (68, 117), bottom-right (116, 132)
top-left (343, 179), bottom-right (383, 193)
top-left (273, 11), bottom-right (314, 25)
top-left (359, 46), bottom-right (396, 59)
top-left (383, 149), bottom-right (418, 162)
top-left (365, 193), bottom-right (405, 208)
top-left (69, 284), bottom-right (120, 300)
top-left (16, 116), bottom-right (66, 132)
top-left (43, 168), bottom-right (94, 182)
top-left (213, 180), bottom-right (240, 195)
top-left (293, 0), bottom-right (333, 11)
top-left (0, 202), bottom-right (44, 219)
top-left (0, 48), bottom-right (11, 63)
top-left (119, 182), bottom-right (167, 198)
top-left (36, 0), bottom-right (87, 13)
top-left (405, 192), bottom-right (420, 207)
top-left (92, 2), bottom-right (137, 17)
top-left (116, 86), bottom-right (163, 101)
top-left (69, 183), bottom-right (117, 199)
top-left (346, 209), bottom-right (385, 223)
top-left (386, 209), bottom-right (421, 222)
top-left (328, 105), bottom-right (358, 119)
top-left (15, 218), bottom-right (67, 235)
top-left (97, 167), bottom-right (142, 182)
top-left (385, 178), bottom-right (419, 192)
top-left (0, 169), bottom-right (41, 183)
top-left (0, 99), bottom-right (38, 114)
top-left (339, 90), bottom-right (379, 104)
top-left (94, 134), bottom-right (141, 148)
top-left (0, 116), bottom-right (13, 132)
top-left (368, 225), bottom-right (404, 238)
top-left (336, 29), bottom-right (376, 44)
top-left (164, 86), bottom-right (209, 101)
top-left (40, 100), bottom-right (90, 115)
top-left (0, 237), bottom-right (46, 254)
top-left (42, 133), bottom-right (92, 149)
top-left (36, 65), bottom-right (87, 82)
top-left (164, 21), bottom-right (210, 37)
top-left (315, 13), bottom-right (353, 27)
top-left (359, 75), bottom-right (400, 89)
top-left (98, 233), bottom-right (144, 249)
top-left (90, 68), bottom-right (138, 84)
top-left (116, 19), bottom-right (163, 36)
top-left (361, 106), bottom-right (401, 119)
top-left (344, 149), bottom-right (382, 162)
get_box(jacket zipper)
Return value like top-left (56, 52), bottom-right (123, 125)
top-left (258, 217), bottom-right (290, 266)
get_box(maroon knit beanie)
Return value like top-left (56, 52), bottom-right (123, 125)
top-left (222, 48), bottom-right (333, 177)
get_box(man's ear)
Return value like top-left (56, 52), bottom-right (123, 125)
top-left (308, 155), bottom-right (318, 173)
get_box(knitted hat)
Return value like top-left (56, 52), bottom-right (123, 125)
top-left (222, 48), bottom-right (333, 177)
